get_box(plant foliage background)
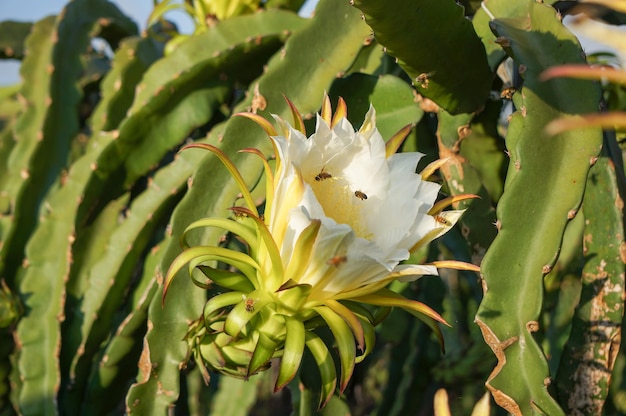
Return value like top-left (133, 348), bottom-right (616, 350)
top-left (0, 0), bottom-right (625, 414)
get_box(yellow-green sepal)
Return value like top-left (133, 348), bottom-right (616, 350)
top-left (325, 300), bottom-right (365, 352)
top-left (202, 292), bottom-right (245, 323)
top-left (339, 300), bottom-right (375, 324)
top-left (351, 288), bottom-right (449, 352)
top-left (276, 283), bottom-right (312, 314)
top-left (182, 143), bottom-right (259, 216)
top-left (235, 112), bottom-right (278, 136)
top-left (283, 95), bottom-right (306, 135)
top-left (332, 301), bottom-right (376, 362)
top-left (314, 306), bottom-right (356, 394)
top-left (198, 332), bottom-right (255, 378)
top-left (238, 147), bottom-right (275, 224)
top-left (305, 332), bottom-right (337, 409)
top-left (354, 314), bottom-right (375, 364)
top-left (284, 220), bottom-right (321, 281)
top-left (248, 331), bottom-right (280, 377)
top-left (230, 206), bottom-right (285, 292)
top-left (181, 216), bottom-right (258, 250)
top-left (163, 246), bottom-right (262, 303)
top-left (196, 266), bottom-right (255, 292)
top-left (224, 290), bottom-right (270, 337)
top-left (384, 123), bottom-right (413, 157)
top-left (188, 246), bottom-right (262, 288)
top-left (275, 317), bottom-right (305, 391)
top-left (330, 97), bottom-right (347, 128)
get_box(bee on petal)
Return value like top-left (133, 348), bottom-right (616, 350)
top-left (327, 255), bottom-right (347, 267)
top-left (354, 190), bottom-right (368, 200)
top-left (242, 295), bottom-right (256, 312)
top-left (315, 167), bottom-right (332, 181)
top-left (434, 214), bottom-right (450, 226)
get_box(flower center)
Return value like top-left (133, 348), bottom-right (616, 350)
top-left (307, 173), bottom-right (373, 240)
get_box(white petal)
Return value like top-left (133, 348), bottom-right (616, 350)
top-left (358, 105), bottom-right (377, 138)
top-left (393, 264), bottom-right (439, 283)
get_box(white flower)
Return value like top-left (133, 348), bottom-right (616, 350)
top-left (264, 103), bottom-right (463, 302)
top-left (163, 96), bottom-right (477, 403)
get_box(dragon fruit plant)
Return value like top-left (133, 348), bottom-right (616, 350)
top-left (0, 0), bottom-right (624, 414)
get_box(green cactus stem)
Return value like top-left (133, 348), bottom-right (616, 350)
top-left (0, 21), bottom-right (33, 60)
top-left (474, 2), bottom-right (603, 414)
top-left (352, 0), bottom-right (492, 114)
top-left (554, 141), bottom-right (626, 415)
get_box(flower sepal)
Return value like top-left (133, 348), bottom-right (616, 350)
top-left (223, 290), bottom-right (271, 337)
top-left (351, 288), bottom-right (450, 351)
top-left (275, 317), bottom-right (306, 390)
top-left (196, 266), bottom-right (255, 292)
top-left (197, 326), bottom-right (266, 379)
top-left (275, 282), bottom-right (312, 314)
top-left (248, 331), bottom-right (281, 376)
top-left (314, 305), bottom-right (356, 393)
top-left (305, 331), bottom-right (337, 408)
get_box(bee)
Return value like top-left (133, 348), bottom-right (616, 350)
top-left (496, 58), bottom-right (517, 100)
top-left (500, 86), bottom-right (516, 100)
top-left (354, 190), bottom-right (368, 200)
top-left (327, 255), bottom-right (347, 267)
top-left (434, 214), bottom-right (450, 226)
top-left (416, 71), bottom-right (435, 89)
top-left (242, 295), bottom-right (256, 312)
top-left (315, 168), bottom-right (332, 181)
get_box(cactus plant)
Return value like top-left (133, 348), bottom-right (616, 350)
top-left (1, 0), bottom-right (626, 414)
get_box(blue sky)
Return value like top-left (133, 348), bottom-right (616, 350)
top-left (0, 0), bottom-right (316, 86)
